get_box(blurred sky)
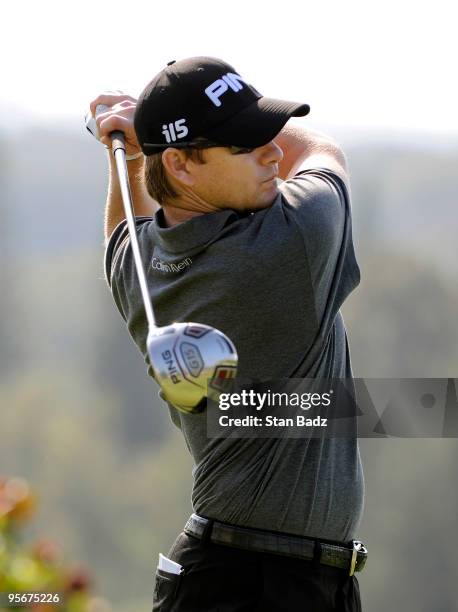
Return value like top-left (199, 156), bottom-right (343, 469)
top-left (2, 0), bottom-right (457, 134)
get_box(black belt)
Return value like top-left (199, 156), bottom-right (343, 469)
top-left (184, 514), bottom-right (367, 575)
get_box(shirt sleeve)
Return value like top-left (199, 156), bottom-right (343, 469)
top-left (104, 219), bottom-right (129, 290)
top-left (279, 168), bottom-right (360, 319)
top-left (103, 216), bottom-right (154, 344)
top-left (104, 215), bottom-right (154, 292)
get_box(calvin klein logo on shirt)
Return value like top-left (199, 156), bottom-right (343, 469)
top-left (151, 256), bottom-right (192, 274)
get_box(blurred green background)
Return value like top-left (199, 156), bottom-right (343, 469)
top-left (1, 120), bottom-right (457, 611)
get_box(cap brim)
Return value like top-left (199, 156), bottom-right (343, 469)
top-left (203, 97), bottom-right (310, 148)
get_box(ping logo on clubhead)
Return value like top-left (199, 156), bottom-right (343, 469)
top-left (161, 349), bottom-right (181, 384)
top-left (162, 118), bottom-right (189, 143)
top-left (180, 342), bottom-right (204, 377)
top-left (205, 73), bottom-right (245, 107)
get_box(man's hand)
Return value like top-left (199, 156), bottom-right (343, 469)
top-left (89, 92), bottom-right (141, 158)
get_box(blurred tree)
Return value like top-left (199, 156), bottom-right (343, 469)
top-left (343, 249), bottom-right (458, 377)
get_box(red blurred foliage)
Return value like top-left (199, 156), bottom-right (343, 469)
top-left (0, 477), bottom-right (37, 524)
top-left (1, 476), bottom-right (100, 610)
top-left (64, 565), bottom-right (93, 593)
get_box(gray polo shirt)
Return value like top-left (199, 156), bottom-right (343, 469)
top-left (105, 168), bottom-right (364, 541)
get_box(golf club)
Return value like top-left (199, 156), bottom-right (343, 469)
top-left (87, 105), bottom-right (238, 414)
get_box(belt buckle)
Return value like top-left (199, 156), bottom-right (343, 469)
top-left (349, 540), bottom-right (365, 576)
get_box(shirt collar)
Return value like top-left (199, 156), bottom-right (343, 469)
top-left (151, 207), bottom-right (248, 254)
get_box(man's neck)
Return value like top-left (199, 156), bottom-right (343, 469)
top-left (162, 205), bottom-right (204, 228)
top-left (162, 197), bottom-right (219, 227)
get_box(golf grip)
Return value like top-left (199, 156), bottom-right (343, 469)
top-left (95, 104), bottom-right (157, 331)
top-left (110, 130), bottom-right (126, 156)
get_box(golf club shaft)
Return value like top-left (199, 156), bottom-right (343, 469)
top-left (111, 131), bottom-right (157, 330)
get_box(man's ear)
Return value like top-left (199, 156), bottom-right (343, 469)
top-left (162, 148), bottom-right (194, 187)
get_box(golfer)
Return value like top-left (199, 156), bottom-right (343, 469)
top-left (90, 56), bottom-right (367, 611)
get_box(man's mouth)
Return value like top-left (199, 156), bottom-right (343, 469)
top-left (262, 175), bottom-right (278, 183)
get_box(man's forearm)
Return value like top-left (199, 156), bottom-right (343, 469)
top-left (104, 152), bottom-right (159, 244)
top-left (275, 124), bottom-right (347, 180)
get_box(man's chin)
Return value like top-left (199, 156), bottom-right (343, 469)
top-left (247, 191), bottom-right (279, 212)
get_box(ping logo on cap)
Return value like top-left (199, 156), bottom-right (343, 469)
top-left (205, 73), bottom-right (246, 107)
top-left (162, 118), bottom-right (189, 143)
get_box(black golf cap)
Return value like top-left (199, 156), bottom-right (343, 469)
top-left (134, 56), bottom-right (310, 154)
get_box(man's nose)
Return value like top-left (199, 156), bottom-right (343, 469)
top-left (261, 140), bottom-right (284, 164)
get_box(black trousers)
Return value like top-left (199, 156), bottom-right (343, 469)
top-left (152, 532), bottom-right (362, 612)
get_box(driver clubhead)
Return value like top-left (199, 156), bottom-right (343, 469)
top-left (147, 322), bottom-right (238, 414)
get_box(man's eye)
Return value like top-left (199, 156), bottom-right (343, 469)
top-left (230, 146), bottom-right (255, 155)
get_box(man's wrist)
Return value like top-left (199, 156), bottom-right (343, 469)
top-left (106, 148), bottom-right (144, 164)
top-left (125, 151), bottom-right (143, 161)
